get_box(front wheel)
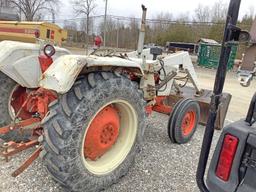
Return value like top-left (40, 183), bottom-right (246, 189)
top-left (42, 72), bottom-right (146, 192)
top-left (168, 98), bottom-right (200, 144)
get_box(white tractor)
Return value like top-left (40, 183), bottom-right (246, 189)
top-left (0, 5), bottom-right (231, 192)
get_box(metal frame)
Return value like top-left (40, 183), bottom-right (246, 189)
top-left (245, 92), bottom-right (256, 125)
top-left (0, 84), bottom-right (55, 177)
top-left (196, 0), bottom-right (242, 191)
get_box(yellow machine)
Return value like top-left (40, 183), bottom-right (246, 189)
top-left (0, 21), bottom-right (67, 46)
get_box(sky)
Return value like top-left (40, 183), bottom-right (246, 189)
top-left (57, 0), bottom-right (256, 21)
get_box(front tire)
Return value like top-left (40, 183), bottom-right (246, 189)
top-left (168, 98), bottom-right (200, 144)
top-left (42, 72), bottom-right (146, 192)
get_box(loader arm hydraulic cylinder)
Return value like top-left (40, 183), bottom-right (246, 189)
top-left (196, 0), bottom-right (242, 192)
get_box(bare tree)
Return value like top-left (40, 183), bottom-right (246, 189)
top-left (64, 20), bottom-right (78, 31)
top-left (194, 4), bottom-right (211, 23)
top-left (9, 0), bottom-right (58, 21)
top-left (248, 6), bottom-right (255, 19)
top-left (153, 12), bottom-right (173, 32)
top-left (72, 0), bottom-right (97, 48)
top-left (211, 0), bottom-right (228, 22)
top-left (0, 0), bottom-right (10, 7)
top-left (64, 20), bottom-right (78, 43)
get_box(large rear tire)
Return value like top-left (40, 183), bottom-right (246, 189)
top-left (42, 72), bottom-right (146, 192)
top-left (0, 72), bottom-right (31, 142)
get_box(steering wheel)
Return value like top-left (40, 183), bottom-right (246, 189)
top-left (91, 48), bottom-right (116, 57)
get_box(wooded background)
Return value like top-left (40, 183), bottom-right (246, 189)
top-left (60, 0), bottom-right (255, 57)
top-left (0, 0), bottom-right (255, 56)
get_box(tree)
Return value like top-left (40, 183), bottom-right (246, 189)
top-left (0, 0), bottom-right (10, 7)
top-left (239, 7), bottom-right (255, 30)
top-left (193, 4), bottom-right (211, 40)
top-left (211, 0), bottom-right (227, 22)
top-left (64, 20), bottom-right (78, 43)
top-left (194, 4), bottom-right (211, 23)
top-left (72, 0), bottom-right (97, 47)
top-left (98, 17), bottom-right (118, 47)
top-left (9, 0), bottom-right (58, 21)
top-left (64, 20), bottom-right (78, 31)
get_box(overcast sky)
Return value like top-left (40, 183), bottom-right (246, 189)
top-left (57, 0), bottom-right (256, 21)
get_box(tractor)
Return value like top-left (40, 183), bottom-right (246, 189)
top-left (196, 0), bottom-right (256, 192)
top-left (0, 5), bottom-right (231, 192)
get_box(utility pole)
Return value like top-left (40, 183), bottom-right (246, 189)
top-left (51, 9), bottom-right (55, 23)
top-left (116, 18), bottom-right (119, 48)
top-left (103, 0), bottom-right (108, 47)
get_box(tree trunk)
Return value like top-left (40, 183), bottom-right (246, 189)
top-left (85, 15), bottom-right (90, 54)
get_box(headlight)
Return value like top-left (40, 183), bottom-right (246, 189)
top-left (44, 44), bottom-right (56, 57)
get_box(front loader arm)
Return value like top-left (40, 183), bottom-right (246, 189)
top-left (159, 51), bottom-right (201, 96)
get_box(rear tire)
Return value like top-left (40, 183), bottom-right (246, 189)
top-left (0, 72), bottom-right (30, 142)
top-left (168, 98), bottom-right (200, 144)
top-left (42, 72), bottom-right (146, 192)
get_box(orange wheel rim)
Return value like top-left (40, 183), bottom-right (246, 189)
top-left (84, 105), bottom-right (120, 161)
top-left (181, 111), bottom-right (196, 136)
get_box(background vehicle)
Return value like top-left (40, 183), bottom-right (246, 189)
top-left (196, 0), bottom-right (256, 191)
top-left (0, 21), bottom-right (67, 46)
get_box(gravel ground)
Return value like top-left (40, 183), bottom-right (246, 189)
top-left (0, 112), bottom-right (223, 192)
top-left (0, 67), bottom-right (250, 192)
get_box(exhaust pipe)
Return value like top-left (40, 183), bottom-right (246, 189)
top-left (137, 5), bottom-right (147, 58)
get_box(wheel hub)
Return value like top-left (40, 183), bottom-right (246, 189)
top-left (181, 111), bottom-right (196, 136)
top-left (84, 105), bottom-right (120, 161)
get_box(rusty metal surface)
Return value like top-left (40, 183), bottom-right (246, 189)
top-left (11, 146), bottom-right (42, 177)
top-left (163, 86), bottom-right (231, 130)
top-left (2, 139), bottom-right (39, 162)
top-left (152, 96), bottom-right (172, 114)
top-left (240, 44), bottom-right (256, 71)
top-left (0, 118), bottom-right (41, 135)
top-left (239, 19), bottom-right (256, 72)
top-left (137, 5), bottom-right (147, 57)
top-left (250, 19), bottom-right (256, 43)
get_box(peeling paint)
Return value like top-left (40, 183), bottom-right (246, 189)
top-left (0, 40), bottom-right (70, 88)
top-left (39, 54), bottom-right (144, 93)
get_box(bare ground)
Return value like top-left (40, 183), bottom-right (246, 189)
top-left (195, 66), bottom-right (256, 121)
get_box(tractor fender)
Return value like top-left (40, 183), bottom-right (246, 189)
top-left (0, 40), bottom-right (70, 88)
top-left (39, 54), bottom-right (144, 94)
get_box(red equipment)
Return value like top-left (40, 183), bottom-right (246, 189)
top-left (94, 36), bottom-right (102, 47)
top-left (84, 106), bottom-right (120, 161)
top-left (0, 45), bottom-right (57, 176)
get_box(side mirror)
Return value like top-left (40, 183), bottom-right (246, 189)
top-left (232, 29), bottom-right (251, 43)
top-left (238, 30), bottom-right (251, 42)
top-left (228, 24), bottom-right (251, 43)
